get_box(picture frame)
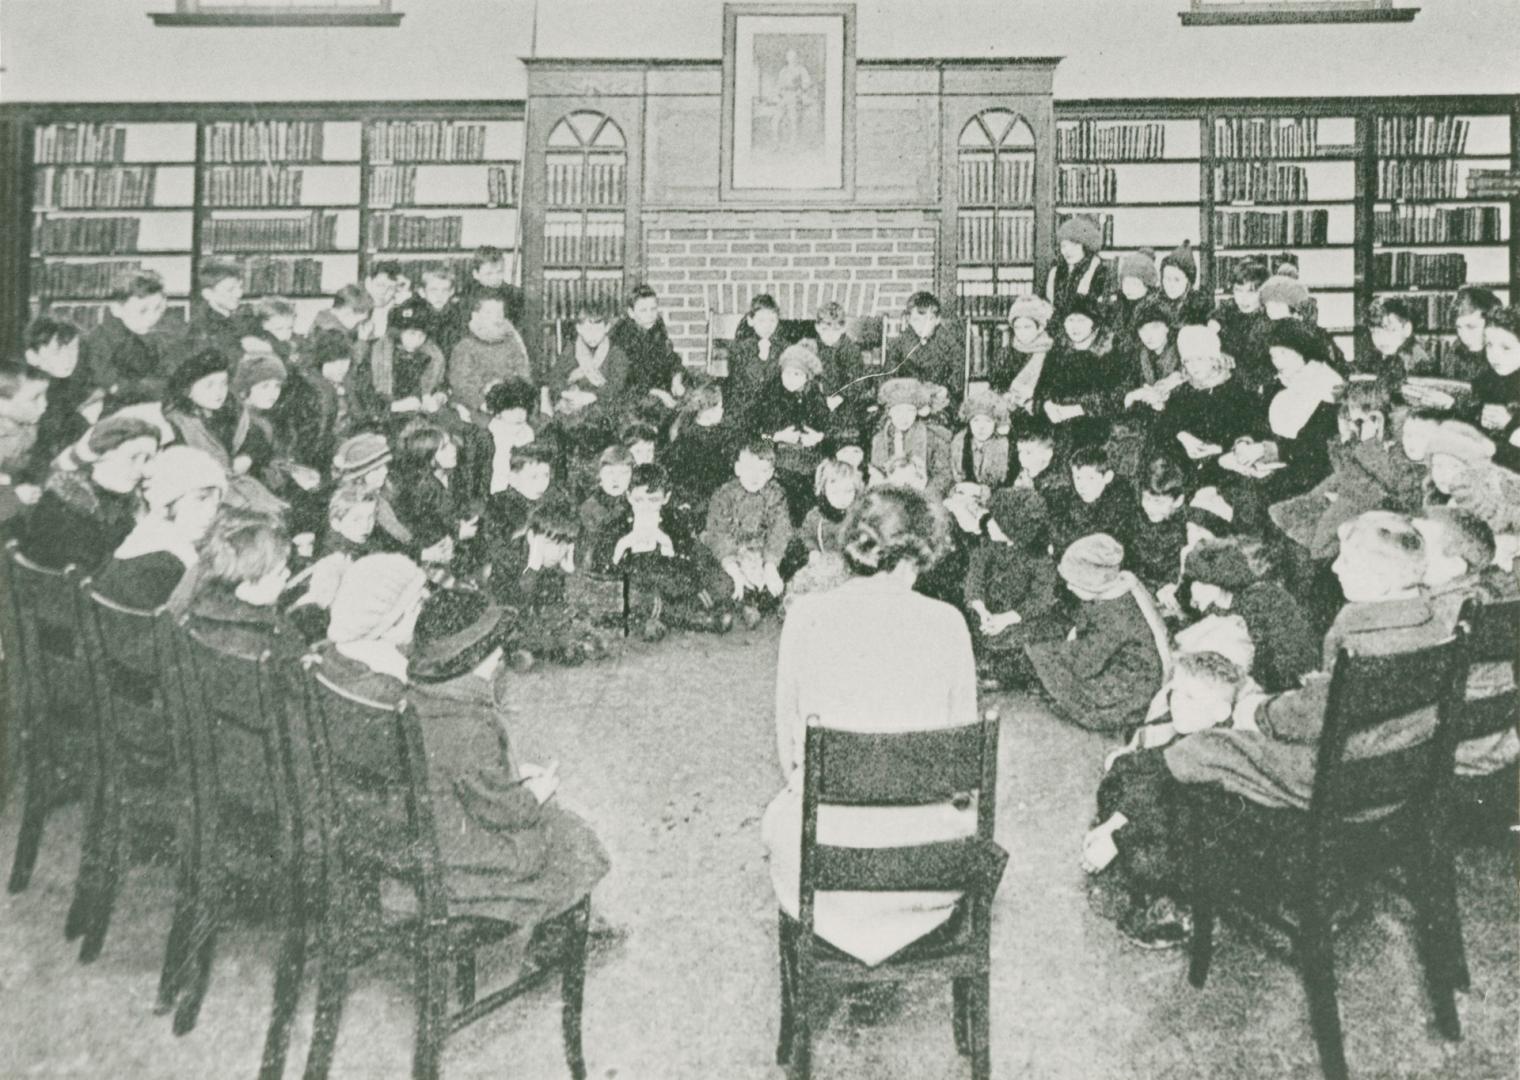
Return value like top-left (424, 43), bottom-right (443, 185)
top-left (720, 3), bottom-right (856, 202)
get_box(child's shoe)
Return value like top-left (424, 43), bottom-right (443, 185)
top-left (709, 609), bottom-right (735, 634)
top-left (1118, 894), bottom-right (1192, 950)
top-left (741, 604), bottom-right (763, 631)
top-left (510, 648), bottom-right (536, 673)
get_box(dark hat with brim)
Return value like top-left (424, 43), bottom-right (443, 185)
top-left (412, 589), bottom-right (507, 684)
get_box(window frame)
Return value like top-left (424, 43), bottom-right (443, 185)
top-left (151, 1), bottom-right (404, 28)
top-left (1179, 0), bottom-right (1419, 26)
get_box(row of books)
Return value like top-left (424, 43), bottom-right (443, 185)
top-left (957, 211), bottom-right (1035, 264)
top-left (958, 154), bottom-right (1035, 206)
top-left (1376, 160), bottom-right (1463, 200)
top-left (30, 258), bottom-right (143, 299)
top-left (203, 165), bottom-right (304, 207)
top-left (545, 158), bottom-right (627, 207)
top-left (240, 257), bottom-right (326, 295)
top-left (964, 322), bottom-right (1007, 380)
top-left (34, 166), bottom-right (159, 209)
top-left (1213, 117), bottom-right (1342, 160)
top-left (1056, 165), bottom-right (1119, 206)
top-left (1419, 336), bottom-right (1469, 370)
top-left (544, 219), bottom-right (626, 267)
top-left (38, 301), bottom-right (188, 330)
top-left (1212, 208), bottom-right (1331, 247)
top-left (1058, 213), bottom-right (1115, 248)
top-left (385, 257), bottom-right (476, 286)
top-left (1056, 122), bottom-right (1167, 162)
top-left (955, 277), bottom-right (1035, 320)
top-left (366, 213), bottom-right (465, 251)
top-left (34, 124), bottom-right (133, 165)
top-left (1372, 205), bottom-right (1505, 244)
top-left (1467, 170), bottom-right (1520, 199)
top-left (205, 121), bottom-right (326, 163)
top-left (1214, 252), bottom-right (1302, 285)
top-left (204, 211), bottom-right (340, 253)
top-left (36, 215), bottom-right (143, 255)
top-left (1375, 116), bottom-right (1472, 157)
top-left (1385, 293), bottom-right (1460, 333)
top-left (544, 273), bottom-right (625, 322)
top-left (367, 164), bottom-right (518, 207)
top-left (1214, 162), bottom-right (1311, 204)
top-left (368, 121), bottom-right (491, 163)
top-left (1371, 251), bottom-right (1468, 288)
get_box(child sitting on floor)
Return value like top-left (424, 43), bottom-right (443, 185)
top-left (482, 441), bottom-right (557, 585)
top-left (494, 499), bottom-right (610, 669)
top-left (1357, 297), bottom-right (1435, 401)
top-left (749, 341), bottom-right (830, 523)
top-left (1024, 532), bottom-right (1170, 733)
top-left (1048, 444), bottom-right (1139, 555)
top-left (484, 378), bottom-right (540, 495)
top-left (578, 444), bottom-right (635, 575)
top-left (667, 379), bottom-right (741, 526)
top-left (1008, 411), bottom-right (1063, 499)
top-left (869, 377), bottom-right (953, 495)
top-left (450, 293), bottom-right (532, 428)
top-left (966, 486), bottom-right (1067, 689)
top-left (884, 291), bottom-right (964, 414)
top-left (788, 457), bottom-right (863, 600)
top-left (951, 387), bottom-right (1011, 491)
top-left (703, 440), bottom-right (793, 627)
top-left (1129, 455), bottom-right (1190, 594)
top-left (358, 298), bottom-right (448, 424)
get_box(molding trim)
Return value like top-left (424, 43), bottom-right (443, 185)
top-left (150, 12), bottom-right (404, 27)
top-left (1180, 6), bottom-right (1418, 26)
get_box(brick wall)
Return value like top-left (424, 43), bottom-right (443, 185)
top-left (642, 209), bottom-right (939, 366)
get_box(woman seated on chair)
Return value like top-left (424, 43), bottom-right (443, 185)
top-left (184, 506), bottom-right (304, 662)
top-left (312, 554), bottom-right (610, 929)
top-left (761, 484), bottom-right (981, 966)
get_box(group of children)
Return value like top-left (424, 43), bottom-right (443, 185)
top-left (3, 227), bottom-right (1518, 948)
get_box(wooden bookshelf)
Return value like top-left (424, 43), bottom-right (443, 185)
top-left (539, 110), bottom-right (628, 328)
top-left (14, 102), bottom-right (525, 335)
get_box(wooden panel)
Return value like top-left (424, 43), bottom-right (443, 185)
top-left (646, 68), bottom-right (722, 96)
top-left (942, 64), bottom-right (1059, 98)
top-left (856, 96), bottom-right (939, 204)
top-left (526, 69), bottom-right (647, 98)
top-left (644, 98), bottom-right (722, 207)
top-left (859, 67), bottom-right (938, 95)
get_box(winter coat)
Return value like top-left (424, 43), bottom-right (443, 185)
top-left (964, 539), bottom-right (1067, 655)
top-left (84, 312), bottom-right (168, 401)
top-left (548, 339), bottom-right (630, 407)
top-left (988, 335), bottom-right (1054, 402)
top-left (272, 364), bottom-right (346, 472)
top-left (870, 417), bottom-right (955, 495)
top-left (1269, 438), bottom-right (1425, 559)
top-left (723, 334), bottom-right (789, 425)
top-left (1234, 581), bottom-right (1320, 694)
top-left (578, 489), bottom-right (631, 575)
top-left (610, 316), bottom-right (682, 398)
top-left (1208, 300), bottom-right (1269, 382)
top-left (748, 378), bottom-right (831, 476)
top-left (449, 327), bottom-right (532, 423)
top-left (1046, 254), bottom-right (1109, 319)
top-left (1127, 513), bottom-right (1187, 592)
top-left (950, 430), bottom-right (1011, 489)
top-left (667, 419), bottom-right (743, 522)
top-left (1025, 585), bottom-right (1168, 732)
top-left (1047, 477), bottom-right (1139, 555)
top-left (359, 336), bottom-right (446, 415)
top-left (883, 323), bottom-right (965, 413)
top-left (188, 299), bottom-right (247, 364)
top-left (1033, 334), bottom-right (1128, 422)
top-left (1154, 377), bottom-right (1265, 457)
top-left (20, 469), bottom-right (138, 573)
top-left (702, 478), bottom-right (791, 566)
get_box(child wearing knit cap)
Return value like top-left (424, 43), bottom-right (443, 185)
top-left (1419, 420), bottom-right (1520, 555)
top-left (951, 387), bottom-right (1011, 490)
top-left (1153, 325), bottom-right (1263, 465)
top-left (1048, 216), bottom-right (1110, 319)
top-left (990, 294), bottom-right (1056, 410)
top-left (747, 341), bottom-right (831, 523)
top-left (1120, 297), bottom-right (1184, 412)
top-left (1034, 295), bottom-right (1128, 427)
top-left (1111, 249), bottom-right (1161, 336)
top-left (966, 486), bottom-right (1068, 688)
top-left (356, 296), bottom-right (449, 424)
top-left (1024, 532), bottom-right (1170, 732)
top-left (869, 377), bottom-right (954, 496)
top-left (1157, 241), bottom-right (1210, 327)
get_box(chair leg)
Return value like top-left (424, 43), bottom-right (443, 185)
top-left (560, 898), bottom-right (592, 1080)
top-left (1428, 844), bottom-right (1470, 995)
top-left (7, 748), bottom-right (51, 894)
top-left (789, 957), bottom-right (812, 1080)
top-left (258, 875), bottom-right (309, 1080)
top-left (411, 928), bottom-right (449, 1080)
top-left (64, 774), bottom-right (108, 941)
top-left (1409, 851), bottom-right (1463, 1041)
top-left (952, 977), bottom-right (970, 1057)
top-left (301, 956), bottom-right (350, 1080)
top-left (776, 915), bottom-right (796, 1067)
top-left (172, 930), bottom-right (218, 1037)
top-left (155, 889), bottom-right (199, 1013)
top-left (77, 808), bottom-right (124, 964)
top-left (968, 973), bottom-right (992, 1080)
top-left (1188, 897), bottom-right (1216, 989)
top-left (1297, 903), bottom-right (1349, 1080)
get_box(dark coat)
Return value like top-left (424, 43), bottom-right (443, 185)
top-left (1267, 399), bottom-right (1339, 501)
top-left (311, 644), bottom-right (608, 926)
top-left (964, 540), bottom-right (1067, 655)
top-left (548, 340), bottom-right (630, 407)
top-left (188, 299), bottom-right (247, 364)
top-left (747, 378), bottom-right (830, 476)
top-left (1208, 300), bottom-right (1269, 381)
top-left (577, 489), bottom-right (631, 575)
top-left (667, 419), bottom-right (743, 523)
top-left (1026, 587), bottom-right (1166, 732)
top-left (1128, 512), bottom-right (1187, 592)
top-left (20, 470), bottom-right (138, 573)
top-left (1154, 378), bottom-right (1265, 457)
top-left (1048, 477), bottom-right (1139, 555)
top-left (883, 322), bottom-right (965, 413)
top-left (93, 551), bottom-right (188, 612)
top-left (1235, 580), bottom-right (1320, 694)
top-left (723, 334), bottom-right (789, 426)
top-left (1046, 254), bottom-right (1109, 319)
top-left (1034, 335), bottom-right (1128, 422)
top-left (84, 312), bottom-right (168, 401)
top-left (609, 316), bottom-right (682, 398)
top-left (184, 585), bottom-right (306, 662)
top-left (272, 364), bottom-right (344, 472)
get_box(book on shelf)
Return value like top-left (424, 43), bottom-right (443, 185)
top-left (955, 277), bottom-right (1034, 320)
top-left (1212, 208), bottom-right (1330, 247)
top-left (366, 212), bottom-right (464, 251)
top-left (1372, 251), bottom-right (1468, 289)
top-left (34, 166), bottom-right (158, 209)
top-left (1057, 212), bottom-right (1115, 248)
top-left (240, 257), bottom-right (325, 295)
top-left (1466, 169), bottom-right (1520, 198)
top-left (1377, 160), bottom-right (1461, 200)
top-left (37, 215), bottom-right (143, 255)
top-left (957, 211), bottom-right (1034, 265)
top-left (34, 123), bottom-right (129, 164)
top-left (1382, 293), bottom-right (1460, 333)
top-left (206, 210), bottom-right (339, 253)
top-left (30, 258), bottom-right (144, 299)
top-left (1373, 205), bottom-right (1504, 244)
top-left (486, 165), bottom-right (518, 206)
top-left (1214, 162), bottom-right (1310, 203)
top-left (204, 121), bottom-right (325, 163)
top-left (544, 274), bottom-right (625, 321)
top-left (543, 218), bottom-right (626, 268)
top-left (957, 153), bottom-right (1034, 205)
top-left (545, 157), bottom-right (626, 207)
top-left (1057, 121), bottom-right (1166, 162)
top-left (1375, 116), bottom-right (1471, 157)
top-left (368, 121), bottom-right (489, 163)
top-left (1214, 251), bottom-right (1298, 285)
top-left (1056, 165), bottom-right (1118, 205)
top-left (1417, 335), bottom-right (1468, 372)
top-left (39, 302), bottom-right (188, 331)
top-left (369, 165), bottom-right (417, 207)
top-left (203, 165), bottom-right (304, 207)
top-left (1213, 117), bottom-right (1330, 159)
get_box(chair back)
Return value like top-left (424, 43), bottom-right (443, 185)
top-left (1311, 633), bottom-right (1467, 824)
top-left (2, 541), bottom-right (91, 747)
top-left (878, 315), bottom-right (907, 370)
top-left (705, 311), bottom-right (748, 378)
top-left (1452, 596), bottom-right (1520, 740)
top-left (842, 316), bottom-right (882, 355)
top-left (965, 321), bottom-right (1008, 385)
top-left (79, 584), bottom-right (195, 804)
top-left (176, 624), bottom-right (305, 862)
top-left (799, 711), bottom-right (1003, 903)
top-left (301, 658), bottom-right (445, 919)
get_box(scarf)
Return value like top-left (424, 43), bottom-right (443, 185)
top-left (1269, 361), bottom-right (1344, 440)
top-left (1007, 333), bottom-right (1053, 406)
top-left (488, 418), bottom-right (536, 494)
top-left (568, 338), bottom-right (611, 388)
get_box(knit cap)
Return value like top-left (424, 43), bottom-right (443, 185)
top-left (1266, 318), bottom-right (1329, 364)
top-left (959, 385), bottom-right (1009, 424)
top-left (168, 348), bottom-right (232, 402)
top-left (778, 341), bottom-right (824, 381)
top-left (327, 553), bottom-right (429, 645)
top-left (1425, 421), bottom-right (1497, 464)
top-left (78, 413), bottom-right (163, 462)
top-left (1063, 293), bottom-right (1107, 326)
top-left (1007, 294), bottom-right (1055, 329)
top-left (879, 377), bottom-right (930, 410)
top-left (231, 353), bottom-right (287, 400)
top-left (1058, 533), bottom-right (1125, 593)
top-left (332, 432), bottom-right (392, 479)
top-left (1116, 250), bottom-right (1160, 290)
top-left (1184, 539), bottom-right (1256, 591)
top-left (390, 298), bottom-right (435, 334)
top-left (1259, 272), bottom-right (1311, 312)
top-left (411, 588), bottom-right (506, 684)
top-left (1161, 241), bottom-right (1197, 284)
top-left (1057, 215), bottom-right (1104, 255)
top-left (1133, 295), bottom-right (1177, 331)
top-left (140, 445), bottom-right (228, 512)
top-left (1177, 324), bottom-right (1224, 361)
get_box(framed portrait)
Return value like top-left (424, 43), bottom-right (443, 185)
top-left (721, 3), bottom-right (856, 201)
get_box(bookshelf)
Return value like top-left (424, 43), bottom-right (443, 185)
top-left (18, 103), bottom-right (525, 336)
top-left (540, 110), bottom-right (628, 327)
top-left (1370, 111), bottom-right (1513, 367)
top-left (957, 109), bottom-right (1039, 379)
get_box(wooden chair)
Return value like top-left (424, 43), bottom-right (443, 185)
top-left (1184, 633), bottom-right (1469, 1080)
top-left (1451, 596), bottom-right (1520, 752)
top-left (777, 709), bottom-right (1007, 1080)
top-left (705, 311), bottom-right (747, 378)
top-left (71, 584), bottom-right (200, 998)
top-left (300, 658), bottom-right (593, 1080)
top-left (170, 625), bottom-right (311, 1079)
top-left (3, 542), bottom-right (92, 896)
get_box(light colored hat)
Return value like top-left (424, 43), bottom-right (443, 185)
top-left (1057, 215), bottom-right (1104, 254)
top-left (1426, 421), bottom-right (1497, 464)
top-left (332, 432), bottom-right (392, 478)
top-left (1007, 294), bottom-right (1055, 328)
top-left (140, 446), bottom-right (227, 512)
top-left (879, 377), bottom-right (930, 410)
top-left (959, 385), bottom-right (1010, 424)
top-left (1260, 273), bottom-right (1311, 311)
top-left (231, 353), bottom-right (287, 399)
top-left (1177, 324), bottom-right (1225, 362)
top-left (327, 553), bottom-right (428, 645)
top-left (1058, 533), bottom-right (1125, 593)
top-left (778, 341), bottom-right (823, 381)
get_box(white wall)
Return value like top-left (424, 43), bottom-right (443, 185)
top-left (2, 0), bottom-right (1517, 103)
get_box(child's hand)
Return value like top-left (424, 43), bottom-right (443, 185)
top-left (289, 464), bottom-right (322, 491)
top-left (762, 563), bottom-right (785, 597)
top-left (79, 395), bottom-right (106, 425)
top-left (724, 564), bottom-right (748, 600)
top-left (826, 394), bottom-right (844, 412)
top-left (1081, 823), bottom-right (1121, 874)
top-left (670, 371), bottom-right (686, 398)
top-left (454, 403), bottom-right (473, 424)
top-left (521, 760), bottom-right (560, 805)
top-left (233, 454), bottom-right (253, 476)
top-left (771, 427), bottom-right (801, 445)
top-left (799, 428), bottom-right (825, 448)
top-left (391, 396), bottom-right (422, 414)
top-left (458, 516), bottom-right (480, 542)
top-left (14, 483), bottom-right (42, 506)
top-left (1481, 403), bottom-right (1512, 431)
top-left (422, 392), bottom-right (448, 413)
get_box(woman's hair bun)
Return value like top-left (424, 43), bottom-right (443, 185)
top-left (840, 485), bottom-right (949, 577)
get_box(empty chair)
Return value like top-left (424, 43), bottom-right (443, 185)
top-left (705, 310), bottom-right (748, 378)
top-left (776, 710), bottom-right (1008, 1080)
top-left (1183, 633), bottom-right (1469, 1080)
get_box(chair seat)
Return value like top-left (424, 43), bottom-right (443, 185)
top-left (781, 899), bottom-right (984, 980)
